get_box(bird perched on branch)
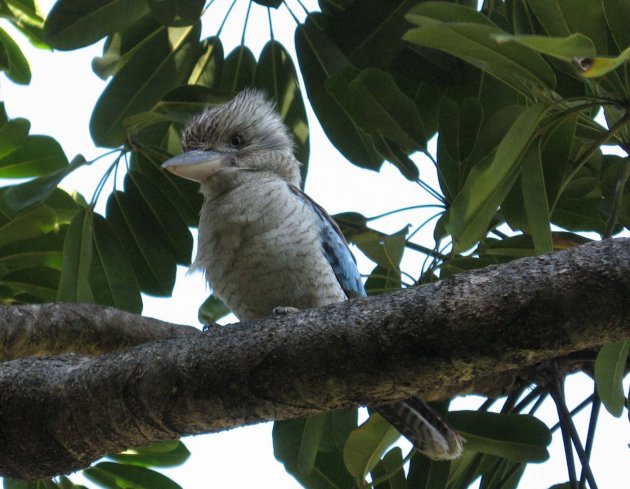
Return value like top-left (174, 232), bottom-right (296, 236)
top-left (161, 89), bottom-right (463, 461)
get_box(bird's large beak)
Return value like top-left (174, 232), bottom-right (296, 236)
top-left (161, 150), bottom-right (232, 182)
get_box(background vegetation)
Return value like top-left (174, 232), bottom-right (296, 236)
top-left (0, 0), bottom-right (628, 487)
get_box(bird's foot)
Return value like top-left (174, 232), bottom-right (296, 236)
top-left (202, 322), bottom-right (220, 332)
top-left (272, 306), bottom-right (299, 316)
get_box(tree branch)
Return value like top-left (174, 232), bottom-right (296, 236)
top-left (0, 238), bottom-right (628, 480)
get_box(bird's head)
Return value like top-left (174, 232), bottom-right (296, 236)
top-left (161, 89), bottom-right (300, 189)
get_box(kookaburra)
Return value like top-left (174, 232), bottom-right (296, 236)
top-left (161, 89), bottom-right (464, 461)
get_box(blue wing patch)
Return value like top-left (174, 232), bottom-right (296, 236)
top-left (289, 185), bottom-right (366, 299)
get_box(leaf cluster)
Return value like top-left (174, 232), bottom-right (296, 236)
top-left (0, 0), bottom-right (629, 488)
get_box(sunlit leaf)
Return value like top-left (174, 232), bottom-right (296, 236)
top-left (0, 135), bottom-right (68, 178)
top-left (446, 103), bottom-right (548, 252)
top-left (90, 21), bottom-right (201, 147)
top-left (404, 22), bottom-right (555, 95)
top-left (188, 36), bottom-right (223, 87)
top-left (84, 461), bottom-right (182, 489)
top-left (576, 47), bottom-right (630, 78)
top-left (343, 413), bottom-right (400, 478)
top-left (494, 33), bottom-right (596, 60)
top-left (198, 294), bottom-right (229, 323)
top-left (0, 25), bottom-right (30, 84)
top-left (108, 440), bottom-right (190, 468)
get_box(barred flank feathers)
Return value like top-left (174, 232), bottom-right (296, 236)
top-left (376, 397), bottom-right (464, 460)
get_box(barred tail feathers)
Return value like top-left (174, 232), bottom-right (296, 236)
top-left (375, 397), bottom-right (464, 461)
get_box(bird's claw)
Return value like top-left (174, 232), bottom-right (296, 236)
top-left (202, 321), bottom-right (220, 332)
top-left (272, 306), bottom-right (299, 316)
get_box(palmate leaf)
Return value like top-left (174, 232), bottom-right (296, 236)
top-left (447, 411), bottom-right (551, 463)
top-left (445, 103), bottom-right (548, 252)
top-left (295, 16), bottom-right (383, 171)
top-left (90, 213), bottom-right (142, 313)
top-left (188, 36), bottom-right (224, 87)
top-left (57, 207), bottom-right (94, 303)
top-left (90, 19), bottom-right (201, 147)
top-left (255, 40), bottom-right (310, 181)
top-left (218, 45), bottom-right (256, 93)
top-left (273, 413), bottom-right (355, 489)
top-left (370, 447), bottom-right (406, 489)
top-left (148, 0), bottom-right (204, 27)
top-left (105, 190), bottom-right (176, 296)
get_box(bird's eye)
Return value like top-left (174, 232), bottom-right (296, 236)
top-left (228, 134), bottom-right (244, 148)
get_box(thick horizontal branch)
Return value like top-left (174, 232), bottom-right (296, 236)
top-left (0, 303), bottom-right (200, 361)
top-left (0, 238), bottom-right (628, 479)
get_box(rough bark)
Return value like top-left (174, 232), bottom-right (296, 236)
top-left (0, 238), bottom-right (628, 479)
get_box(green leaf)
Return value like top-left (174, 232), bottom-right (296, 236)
top-left (0, 26), bottom-right (30, 84)
top-left (108, 440), bottom-right (191, 468)
top-left (604, 0), bottom-right (630, 51)
top-left (57, 208), bottom-right (94, 303)
top-left (273, 414), bottom-right (355, 488)
top-left (0, 229), bottom-right (64, 270)
top-left (1, 0), bottom-right (47, 48)
top-left (0, 205), bottom-right (58, 247)
top-left (90, 21), bottom-right (201, 147)
top-left (352, 228), bottom-right (406, 273)
top-left (131, 150), bottom-right (202, 227)
top-left (345, 68), bottom-right (426, 151)
top-left (343, 413), bottom-right (400, 478)
top-left (295, 17), bottom-right (383, 171)
top-left (438, 97), bottom-right (483, 163)
top-left (148, 0), bottom-right (204, 26)
top-left (253, 0), bottom-right (282, 7)
top-left (105, 191), bottom-right (176, 296)
top-left (595, 340), bottom-right (630, 417)
top-left (1, 266), bottom-right (60, 302)
top-left (0, 116), bottom-right (30, 158)
top-left (527, 0), bottom-right (571, 37)
top-left (218, 45), bottom-right (256, 93)
top-left (255, 40), bottom-right (310, 181)
top-left (446, 103), bottom-right (548, 252)
top-left (406, 1), bottom-right (496, 27)
top-left (90, 213), bottom-right (142, 313)
top-left (44, 0), bottom-right (150, 50)
top-left (406, 450), bottom-right (450, 489)
top-left (198, 294), bottom-right (229, 323)
top-left (84, 461), bottom-right (182, 489)
top-left (0, 154), bottom-right (85, 215)
top-left (576, 47), bottom-right (630, 78)
top-left (494, 33), bottom-right (596, 60)
top-left (125, 170), bottom-right (192, 265)
top-left (403, 23), bottom-right (556, 95)
top-left (188, 36), bottom-right (223, 87)
top-left (0, 135), bottom-right (68, 178)
top-left (370, 447), bottom-right (406, 489)
top-left (447, 411), bottom-right (551, 462)
top-left (520, 142), bottom-right (553, 254)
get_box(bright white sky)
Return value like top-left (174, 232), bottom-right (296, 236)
top-left (1, 1), bottom-right (629, 487)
